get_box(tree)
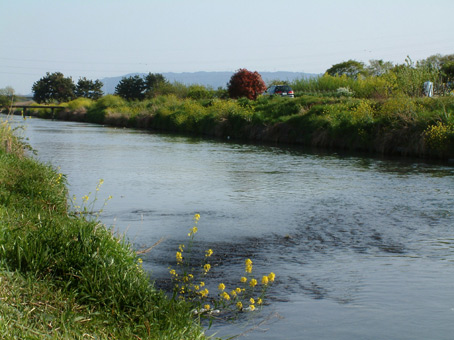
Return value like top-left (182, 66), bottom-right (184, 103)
top-left (227, 68), bottom-right (266, 100)
top-left (441, 62), bottom-right (454, 83)
top-left (0, 87), bottom-right (15, 108)
top-left (114, 75), bottom-right (146, 101)
top-left (391, 57), bottom-right (438, 97)
top-left (326, 60), bottom-right (365, 78)
top-left (32, 72), bottom-right (75, 103)
top-left (366, 59), bottom-right (394, 77)
top-left (75, 77), bottom-right (104, 100)
top-left (144, 73), bottom-right (167, 97)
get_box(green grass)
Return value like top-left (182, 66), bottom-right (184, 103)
top-left (18, 89), bottom-right (454, 159)
top-left (0, 117), bottom-right (208, 339)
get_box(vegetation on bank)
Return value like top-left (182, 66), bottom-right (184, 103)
top-left (13, 91), bottom-right (454, 159)
top-left (2, 54), bottom-right (454, 159)
top-left (0, 118), bottom-right (207, 339)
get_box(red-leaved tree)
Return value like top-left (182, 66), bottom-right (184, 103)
top-left (227, 69), bottom-right (266, 100)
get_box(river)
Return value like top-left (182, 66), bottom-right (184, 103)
top-left (6, 114), bottom-right (454, 339)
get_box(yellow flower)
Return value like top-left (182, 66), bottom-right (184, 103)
top-left (96, 179), bottom-right (104, 191)
top-left (194, 213), bottom-right (201, 221)
top-left (235, 287), bottom-right (242, 294)
top-left (204, 304), bottom-right (210, 310)
top-left (245, 259), bottom-right (253, 273)
top-left (82, 195), bottom-right (90, 203)
top-left (250, 298), bottom-right (255, 304)
top-left (236, 302), bottom-right (243, 310)
top-left (249, 304), bottom-right (256, 311)
top-left (240, 277), bottom-right (247, 283)
top-left (137, 258), bottom-right (143, 264)
top-left (262, 275), bottom-right (269, 285)
top-left (221, 292), bottom-right (230, 300)
top-left (199, 281), bottom-right (205, 287)
top-left (268, 272), bottom-right (276, 282)
top-left (169, 269), bottom-right (177, 276)
top-left (188, 226), bottom-right (198, 237)
top-left (203, 264), bottom-right (211, 273)
top-left (249, 279), bottom-right (257, 287)
top-left (230, 290), bottom-right (237, 297)
top-left (199, 289), bottom-right (209, 297)
top-left (176, 251), bottom-right (183, 263)
top-left (218, 283), bottom-right (226, 291)
top-left (257, 298), bottom-right (263, 305)
top-left (179, 244), bottom-right (185, 252)
top-left (205, 249), bottom-right (213, 257)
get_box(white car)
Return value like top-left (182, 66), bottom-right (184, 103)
top-left (263, 85), bottom-right (294, 98)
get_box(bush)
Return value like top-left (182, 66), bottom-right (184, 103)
top-left (424, 122), bottom-right (454, 153)
top-left (65, 97), bottom-right (94, 111)
top-left (227, 69), bottom-right (266, 100)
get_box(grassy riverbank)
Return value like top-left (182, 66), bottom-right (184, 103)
top-left (23, 93), bottom-right (454, 160)
top-left (0, 118), bottom-right (207, 339)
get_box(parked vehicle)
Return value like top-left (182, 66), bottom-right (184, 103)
top-left (263, 85), bottom-right (294, 98)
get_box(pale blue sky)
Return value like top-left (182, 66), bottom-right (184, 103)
top-left (1, 0), bottom-right (453, 94)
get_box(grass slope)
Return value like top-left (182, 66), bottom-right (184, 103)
top-left (0, 117), bottom-right (207, 339)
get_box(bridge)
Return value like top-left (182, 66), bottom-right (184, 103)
top-left (2, 105), bottom-right (64, 117)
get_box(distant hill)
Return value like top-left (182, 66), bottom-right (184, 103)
top-left (101, 71), bottom-right (319, 94)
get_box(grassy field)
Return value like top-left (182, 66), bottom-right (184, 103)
top-left (0, 117), bottom-right (207, 339)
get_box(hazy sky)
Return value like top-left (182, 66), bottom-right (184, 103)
top-left (1, 0), bottom-right (453, 94)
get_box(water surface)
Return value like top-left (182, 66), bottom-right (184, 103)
top-left (7, 114), bottom-right (454, 339)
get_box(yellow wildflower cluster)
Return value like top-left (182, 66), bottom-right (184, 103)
top-left (55, 173), bottom-right (63, 184)
top-left (168, 214), bottom-right (277, 318)
top-left (188, 213), bottom-right (200, 237)
top-left (424, 122), bottom-right (453, 152)
top-left (176, 251), bottom-right (183, 263)
top-left (71, 179), bottom-right (113, 218)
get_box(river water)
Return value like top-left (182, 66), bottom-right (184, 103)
top-left (6, 114), bottom-right (454, 339)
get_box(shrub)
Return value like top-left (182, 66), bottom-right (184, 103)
top-left (187, 85), bottom-right (213, 100)
top-left (424, 122), bottom-right (454, 153)
top-left (227, 69), bottom-right (266, 100)
top-left (65, 97), bottom-right (94, 111)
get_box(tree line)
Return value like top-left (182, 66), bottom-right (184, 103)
top-left (28, 69), bottom-right (266, 104)
top-left (2, 53), bottom-right (453, 105)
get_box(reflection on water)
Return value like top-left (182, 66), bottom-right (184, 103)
top-left (6, 114), bottom-right (454, 340)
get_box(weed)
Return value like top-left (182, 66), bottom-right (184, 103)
top-left (168, 214), bottom-right (276, 319)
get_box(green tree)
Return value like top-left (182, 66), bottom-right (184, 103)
top-left (227, 68), bottom-right (266, 100)
top-left (0, 87), bottom-right (15, 108)
top-left (326, 60), bottom-right (365, 78)
top-left (420, 53), bottom-right (454, 71)
top-left (391, 56), bottom-right (439, 97)
top-left (440, 62), bottom-right (454, 83)
top-left (32, 72), bottom-right (75, 103)
top-left (75, 77), bottom-right (104, 100)
top-left (144, 73), bottom-right (167, 98)
top-left (114, 75), bottom-right (146, 101)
